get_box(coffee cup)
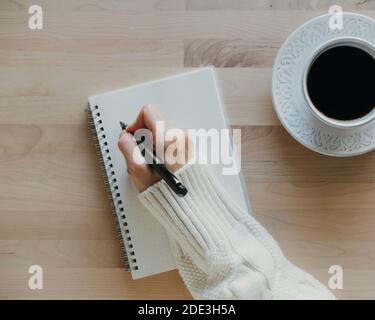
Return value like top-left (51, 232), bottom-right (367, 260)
top-left (303, 37), bottom-right (375, 129)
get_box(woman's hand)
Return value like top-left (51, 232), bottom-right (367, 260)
top-left (117, 104), bottom-right (192, 192)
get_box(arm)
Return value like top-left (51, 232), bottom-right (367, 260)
top-left (118, 105), bottom-right (335, 300)
top-left (138, 162), bottom-right (334, 300)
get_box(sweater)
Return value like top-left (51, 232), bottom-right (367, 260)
top-left (138, 163), bottom-right (335, 300)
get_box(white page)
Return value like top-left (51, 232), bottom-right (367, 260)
top-left (89, 67), bottom-right (250, 279)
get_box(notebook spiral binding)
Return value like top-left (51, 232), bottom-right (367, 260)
top-left (86, 105), bottom-right (138, 272)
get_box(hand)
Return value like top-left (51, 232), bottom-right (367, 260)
top-left (117, 104), bottom-right (193, 192)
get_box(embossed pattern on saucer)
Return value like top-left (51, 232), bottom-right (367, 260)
top-left (272, 13), bottom-right (375, 157)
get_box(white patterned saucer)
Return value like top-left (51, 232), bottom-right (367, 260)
top-left (272, 13), bottom-right (375, 157)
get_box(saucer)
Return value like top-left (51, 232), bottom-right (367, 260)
top-left (272, 13), bottom-right (375, 157)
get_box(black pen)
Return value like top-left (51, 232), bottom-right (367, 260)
top-left (120, 121), bottom-right (188, 197)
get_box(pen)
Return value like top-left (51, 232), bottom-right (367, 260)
top-left (120, 121), bottom-right (188, 197)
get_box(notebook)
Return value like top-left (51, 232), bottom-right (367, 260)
top-left (87, 67), bottom-right (251, 279)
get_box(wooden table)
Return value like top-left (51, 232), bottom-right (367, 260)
top-left (0, 0), bottom-right (374, 299)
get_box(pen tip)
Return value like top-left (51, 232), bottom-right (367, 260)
top-left (120, 121), bottom-right (127, 130)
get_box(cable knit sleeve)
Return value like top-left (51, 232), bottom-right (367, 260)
top-left (138, 163), bottom-right (335, 300)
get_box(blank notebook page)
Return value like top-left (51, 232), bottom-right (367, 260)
top-left (89, 67), bottom-right (250, 279)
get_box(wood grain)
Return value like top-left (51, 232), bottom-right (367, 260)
top-left (0, 39), bottom-right (184, 68)
top-left (0, 0), bottom-right (374, 300)
top-left (1, 11), bottom-right (374, 41)
top-left (186, 0), bottom-right (375, 10)
top-left (239, 126), bottom-right (375, 182)
top-left (184, 39), bottom-right (279, 67)
top-left (0, 0), bottom-right (187, 11)
top-left (0, 268), bottom-right (192, 299)
top-left (0, 68), bottom-right (276, 125)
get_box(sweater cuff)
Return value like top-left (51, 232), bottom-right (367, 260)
top-left (138, 163), bottom-right (239, 257)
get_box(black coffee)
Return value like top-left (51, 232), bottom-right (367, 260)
top-left (306, 45), bottom-right (375, 121)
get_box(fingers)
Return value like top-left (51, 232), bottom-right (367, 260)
top-left (118, 131), bottom-right (160, 192)
top-left (118, 131), bottom-right (146, 173)
top-left (165, 129), bottom-right (194, 172)
top-left (126, 104), bottom-right (163, 137)
top-left (126, 104), bottom-right (166, 155)
top-left (119, 104), bottom-right (192, 192)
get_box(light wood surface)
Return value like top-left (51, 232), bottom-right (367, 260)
top-left (0, 0), bottom-right (374, 300)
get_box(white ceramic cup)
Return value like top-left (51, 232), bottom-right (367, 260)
top-left (302, 36), bottom-right (375, 129)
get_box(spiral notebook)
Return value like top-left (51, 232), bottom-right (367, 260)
top-left (87, 67), bottom-right (250, 279)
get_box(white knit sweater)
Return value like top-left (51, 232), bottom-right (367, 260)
top-left (138, 163), bottom-right (335, 300)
